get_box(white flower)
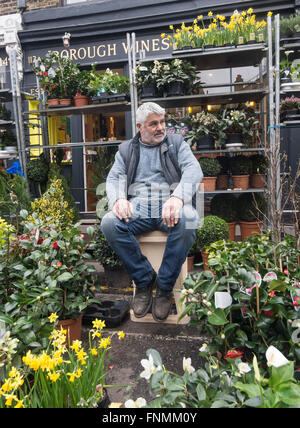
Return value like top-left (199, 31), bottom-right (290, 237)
top-left (238, 362), bottom-right (251, 375)
top-left (183, 357), bottom-right (195, 374)
top-left (140, 354), bottom-right (161, 380)
top-left (124, 397), bottom-right (147, 408)
top-left (266, 346), bottom-right (289, 368)
top-left (199, 343), bottom-right (208, 353)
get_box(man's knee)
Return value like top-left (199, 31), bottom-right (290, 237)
top-left (100, 212), bottom-right (118, 238)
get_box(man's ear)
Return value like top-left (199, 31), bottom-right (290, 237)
top-left (136, 122), bottom-right (142, 132)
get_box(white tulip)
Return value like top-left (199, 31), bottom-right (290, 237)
top-left (124, 397), bottom-right (147, 408)
top-left (266, 346), bottom-right (289, 368)
top-left (183, 357), bottom-right (195, 374)
top-left (238, 362), bottom-right (251, 374)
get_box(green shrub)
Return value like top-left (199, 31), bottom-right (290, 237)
top-left (196, 215), bottom-right (229, 250)
top-left (93, 228), bottom-right (122, 268)
top-left (237, 193), bottom-right (267, 222)
top-left (26, 156), bottom-right (49, 183)
top-left (210, 194), bottom-right (239, 223)
top-left (216, 156), bottom-right (229, 174)
top-left (250, 154), bottom-right (268, 174)
top-left (199, 157), bottom-right (222, 177)
top-left (230, 155), bottom-right (252, 175)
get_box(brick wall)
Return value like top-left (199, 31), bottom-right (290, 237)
top-left (0, 0), bottom-right (61, 16)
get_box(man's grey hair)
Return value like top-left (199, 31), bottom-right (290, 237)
top-left (136, 102), bottom-right (165, 124)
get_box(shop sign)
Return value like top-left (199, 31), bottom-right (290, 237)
top-left (25, 35), bottom-right (171, 69)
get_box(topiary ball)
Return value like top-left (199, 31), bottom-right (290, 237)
top-left (196, 215), bottom-right (229, 251)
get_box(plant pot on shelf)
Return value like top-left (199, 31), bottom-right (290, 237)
top-left (196, 135), bottom-right (215, 150)
top-left (227, 222), bottom-right (236, 241)
top-left (232, 175), bottom-right (249, 190)
top-left (74, 95), bottom-right (90, 106)
top-left (59, 98), bottom-right (72, 106)
top-left (187, 255), bottom-right (195, 272)
top-left (202, 176), bottom-right (217, 191)
top-left (47, 98), bottom-right (60, 106)
top-left (250, 173), bottom-right (265, 188)
top-left (140, 83), bottom-right (159, 99)
top-left (239, 221), bottom-right (263, 240)
top-left (57, 314), bottom-right (82, 346)
top-left (201, 251), bottom-right (209, 270)
top-left (216, 174), bottom-right (229, 190)
top-left (226, 133), bottom-right (243, 146)
top-left (165, 81), bottom-right (186, 97)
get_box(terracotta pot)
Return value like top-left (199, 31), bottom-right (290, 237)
top-left (232, 175), bottom-right (249, 190)
top-left (240, 221), bottom-right (263, 240)
top-left (202, 177), bottom-right (217, 192)
top-left (227, 222), bottom-right (236, 241)
top-left (57, 314), bottom-right (82, 346)
top-left (47, 98), bottom-right (60, 106)
top-left (187, 256), bottom-right (195, 272)
top-left (250, 173), bottom-right (265, 189)
top-left (59, 98), bottom-right (72, 106)
top-left (74, 95), bottom-right (90, 106)
top-left (201, 251), bottom-right (209, 270)
top-left (216, 174), bottom-right (229, 190)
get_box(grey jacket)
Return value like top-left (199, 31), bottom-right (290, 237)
top-left (106, 132), bottom-right (203, 211)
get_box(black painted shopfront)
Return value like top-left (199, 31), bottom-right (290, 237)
top-left (13, 0), bottom-right (299, 214)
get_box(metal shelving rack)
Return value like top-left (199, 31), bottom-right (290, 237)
top-left (128, 16), bottom-right (275, 201)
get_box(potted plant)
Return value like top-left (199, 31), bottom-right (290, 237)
top-left (93, 229), bottom-right (132, 288)
top-left (0, 129), bottom-right (17, 152)
top-left (280, 13), bottom-right (300, 39)
top-left (135, 61), bottom-right (162, 98)
top-left (249, 154), bottom-right (268, 188)
top-left (156, 58), bottom-right (201, 97)
top-left (210, 194), bottom-right (239, 240)
top-left (237, 192), bottom-right (267, 240)
top-left (90, 67), bottom-right (130, 102)
top-left (229, 154), bottom-right (252, 190)
top-left (185, 111), bottom-right (224, 150)
top-left (26, 154), bottom-right (49, 196)
top-left (73, 70), bottom-right (92, 106)
top-left (196, 215), bottom-right (229, 269)
top-left (198, 157), bottom-right (221, 191)
top-left (280, 95), bottom-right (300, 120)
top-left (222, 109), bottom-right (259, 148)
top-left (216, 155), bottom-right (230, 190)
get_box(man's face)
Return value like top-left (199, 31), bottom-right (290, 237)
top-left (137, 113), bottom-right (166, 145)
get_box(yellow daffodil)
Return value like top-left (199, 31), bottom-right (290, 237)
top-left (247, 8), bottom-right (253, 14)
top-left (268, 11), bottom-right (273, 17)
top-left (208, 11), bottom-right (213, 17)
top-left (161, 33), bottom-right (165, 38)
top-left (197, 15), bottom-right (203, 20)
top-left (14, 399), bottom-right (24, 408)
top-left (48, 313), bottom-right (58, 323)
top-left (99, 337), bottom-right (111, 349)
top-left (118, 331), bottom-right (125, 340)
top-left (48, 371), bottom-right (60, 382)
top-left (67, 372), bottom-right (76, 383)
top-left (91, 347), bottom-right (98, 356)
top-left (92, 319), bottom-right (106, 330)
top-left (70, 340), bottom-right (82, 353)
top-left (169, 24), bottom-right (173, 30)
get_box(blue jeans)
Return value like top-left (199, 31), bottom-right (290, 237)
top-left (100, 205), bottom-right (199, 291)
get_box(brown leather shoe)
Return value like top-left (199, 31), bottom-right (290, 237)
top-left (132, 274), bottom-right (156, 318)
top-left (152, 288), bottom-right (173, 322)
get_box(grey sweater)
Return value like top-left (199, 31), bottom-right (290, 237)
top-left (106, 136), bottom-right (203, 218)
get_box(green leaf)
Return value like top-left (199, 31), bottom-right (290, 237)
top-left (211, 400), bottom-right (232, 408)
top-left (269, 279), bottom-right (288, 292)
top-left (270, 362), bottom-right (294, 388)
top-left (277, 383), bottom-right (300, 406)
top-left (56, 272), bottom-right (73, 282)
top-left (146, 349), bottom-right (162, 366)
top-left (208, 308), bottom-right (228, 326)
top-left (234, 382), bottom-right (261, 398)
top-left (196, 384), bottom-right (206, 401)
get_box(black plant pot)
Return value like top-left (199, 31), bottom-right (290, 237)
top-left (140, 83), bottom-right (159, 99)
top-left (165, 81), bottom-right (186, 97)
top-left (204, 44), bottom-right (216, 49)
top-left (196, 135), bottom-right (215, 150)
top-left (292, 31), bottom-right (300, 39)
top-left (226, 133), bottom-right (243, 145)
top-left (223, 43), bottom-right (235, 48)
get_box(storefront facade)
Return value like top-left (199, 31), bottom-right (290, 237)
top-left (12, 0), bottom-right (298, 214)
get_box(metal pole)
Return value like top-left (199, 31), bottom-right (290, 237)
top-left (8, 47), bottom-right (27, 179)
top-left (274, 14), bottom-right (281, 213)
top-left (131, 32), bottom-right (138, 131)
top-left (127, 32), bottom-right (136, 137)
top-left (267, 14), bottom-right (275, 230)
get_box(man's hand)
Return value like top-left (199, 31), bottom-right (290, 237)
top-left (162, 196), bottom-right (183, 228)
top-left (113, 199), bottom-right (133, 222)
